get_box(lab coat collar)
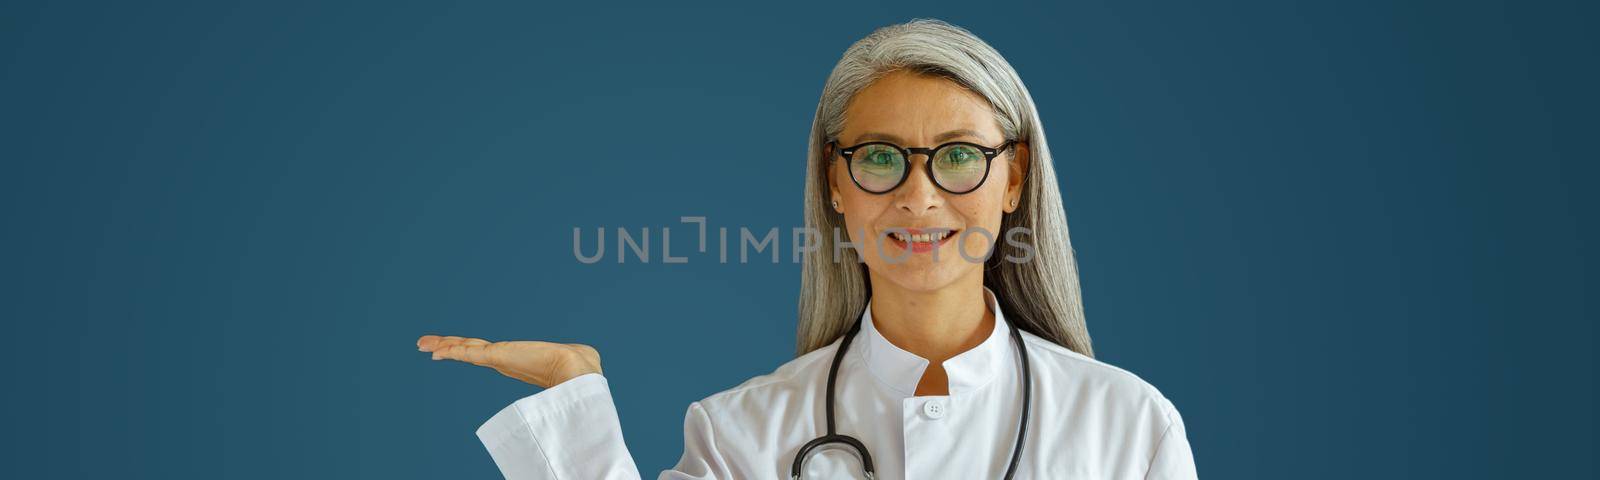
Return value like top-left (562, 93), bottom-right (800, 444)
top-left (860, 287), bottom-right (1012, 397)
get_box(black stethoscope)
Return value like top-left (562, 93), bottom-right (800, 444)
top-left (789, 309), bottom-right (1034, 480)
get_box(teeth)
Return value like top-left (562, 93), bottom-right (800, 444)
top-left (890, 230), bottom-right (953, 244)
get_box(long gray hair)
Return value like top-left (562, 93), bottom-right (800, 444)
top-left (797, 19), bottom-right (1094, 357)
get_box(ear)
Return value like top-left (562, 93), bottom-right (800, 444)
top-left (1003, 141), bottom-right (1029, 213)
top-left (823, 142), bottom-right (844, 213)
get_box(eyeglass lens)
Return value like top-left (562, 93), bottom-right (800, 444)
top-left (848, 143), bottom-right (990, 193)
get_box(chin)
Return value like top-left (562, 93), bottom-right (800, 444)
top-left (872, 261), bottom-right (975, 293)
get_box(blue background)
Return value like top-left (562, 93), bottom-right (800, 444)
top-left (2, 0), bottom-right (1593, 478)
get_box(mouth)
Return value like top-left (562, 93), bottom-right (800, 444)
top-left (885, 228), bottom-right (959, 254)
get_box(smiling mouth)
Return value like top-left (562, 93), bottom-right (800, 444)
top-left (886, 228), bottom-right (959, 253)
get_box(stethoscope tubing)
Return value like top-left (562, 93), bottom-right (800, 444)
top-left (790, 311), bottom-right (1032, 479)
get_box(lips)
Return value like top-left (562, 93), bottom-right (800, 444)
top-left (885, 228), bottom-right (959, 254)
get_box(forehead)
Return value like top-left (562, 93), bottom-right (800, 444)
top-left (840, 70), bottom-right (1002, 144)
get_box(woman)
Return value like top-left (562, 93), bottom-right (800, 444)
top-left (418, 19), bottom-right (1197, 479)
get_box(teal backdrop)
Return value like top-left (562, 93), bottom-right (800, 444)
top-left (2, 0), bottom-right (1593, 478)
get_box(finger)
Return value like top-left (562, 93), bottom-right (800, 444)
top-left (433, 343), bottom-right (494, 366)
top-left (418, 335), bottom-right (489, 352)
top-left (435, 336), bottom-right (490, 352)
top-left (418, 335), bottom-right (467, 351)
top-left (435, 343), bottom-right (494, 366)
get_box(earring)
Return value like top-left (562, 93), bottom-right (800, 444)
top-left (1010, 198), bottom-right (1018, 207)
top-left (832, 199), bottom-right (840, 211)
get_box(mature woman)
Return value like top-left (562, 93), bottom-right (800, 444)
top-left (419, 19), bottom-right (1197, 479)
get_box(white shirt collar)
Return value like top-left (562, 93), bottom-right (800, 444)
top-left (859, 286), bottom-right (1013, 397)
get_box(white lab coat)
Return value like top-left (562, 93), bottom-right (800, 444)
top-left (477, 289), bottom-right (1198, 479)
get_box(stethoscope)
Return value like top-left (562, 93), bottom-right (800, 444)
top-left (789, 309), bottom-right (1034, 480)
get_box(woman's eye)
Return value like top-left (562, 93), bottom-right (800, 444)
top-left (867, 151), bottom-right (896, 165)
top-left (946, 149), bottom-right (976, 164)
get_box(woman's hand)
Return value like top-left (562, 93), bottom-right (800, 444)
top-left (417, 335), bottom-right (602, 388)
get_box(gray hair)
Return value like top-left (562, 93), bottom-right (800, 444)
top-left (797, 19), bottom-right (1094, 357)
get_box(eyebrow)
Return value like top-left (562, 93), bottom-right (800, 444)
top-left (852, 129), bottom-right (991, 145)
top-left (934, 129), bottom-right (988, 143)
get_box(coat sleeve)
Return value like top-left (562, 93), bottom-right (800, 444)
top-left (476, 373), bottom-right (643, 479)
top-left (475, 373), bottom-right (732, 480)
top-left (1143, 397), bottom-right (1199, 480)
top-left (658, 402), bottom-right (734, 479)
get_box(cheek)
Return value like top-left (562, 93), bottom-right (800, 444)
top-left (836, 189), bottom-right (880, 232)
top-left (950, 197), bottom-right (1005, 256)
top-left (956, 187), bottom-right (1007, 228)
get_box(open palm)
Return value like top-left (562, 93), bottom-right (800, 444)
top-left (417, 335), bottom-right (602, 388)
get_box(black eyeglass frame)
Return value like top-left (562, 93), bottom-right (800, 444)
top-left (829, 140), bottom-right (1016, 195)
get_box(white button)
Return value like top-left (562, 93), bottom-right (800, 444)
top-left (922, 400), bottom-right (946, 419)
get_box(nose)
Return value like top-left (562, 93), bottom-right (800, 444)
top-left (893, 153), bottom-right (944, 215)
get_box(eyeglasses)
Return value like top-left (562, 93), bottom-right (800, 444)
top-left (830, 140), bottom-right (1014, 194)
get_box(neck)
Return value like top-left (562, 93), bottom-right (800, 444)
top-left (866, 270), bottom-right (994, 395)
